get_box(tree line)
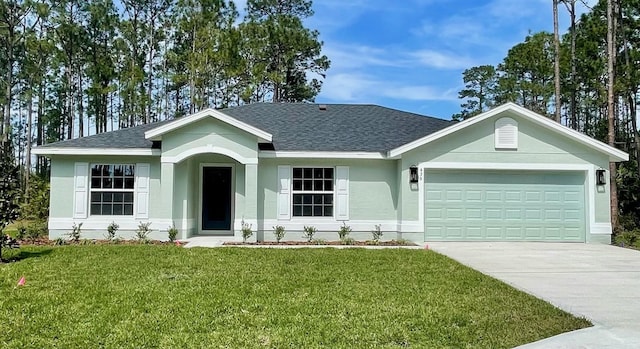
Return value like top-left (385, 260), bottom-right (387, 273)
top-left (453, 0), bottom-right (639, 231)
top-left (0, 0), bottom-right (329, 181)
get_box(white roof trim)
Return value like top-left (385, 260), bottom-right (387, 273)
top-left (259, 151), bottom-right (386, 159)
top-left (388, 102), bottom-right (629, 162)
top-left (32, 147), bottom-right (161, 156)
top-left (144, 108), bottom-right (273, 142)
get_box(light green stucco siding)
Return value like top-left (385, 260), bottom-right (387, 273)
top-left (401, 110), bottom-right (612, 242)
top-left (258, 158), bottom-right (398, 222)
top-left (161, 118), bottom-right (258, 160)
top-left (49, 155), bottom-right (162, 220)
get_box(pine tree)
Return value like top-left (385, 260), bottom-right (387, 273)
top-left (0, 138), bottom-right (21, 262)
top-left (241, 0), bottom-right (329, 103)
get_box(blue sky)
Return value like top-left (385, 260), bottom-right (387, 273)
top-left (236, 0), bottom-right (596, 120)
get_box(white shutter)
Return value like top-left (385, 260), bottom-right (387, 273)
top-left (335, 166), bottom-right (349, 220)
top-left (277, 165), bottom-right (291, 220)
top-left (495, 117), bottom-right (518, 149)
top-left (73, 162), bottom-right (89, 219)
top-left (135, 163), bottom-right (150, 219)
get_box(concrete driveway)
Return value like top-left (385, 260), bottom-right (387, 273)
top-left (429, 242), bottom-right (640, 348)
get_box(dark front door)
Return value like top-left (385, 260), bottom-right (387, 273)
top-left (201, 166), bottom-right (232, 231)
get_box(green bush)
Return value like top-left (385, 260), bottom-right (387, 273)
top-left (312, 238), bottom-right (327, 245)
top-left (136, 222), bottom-right (152, 242)
top-left (20, 175), bottom-right (50, 221)
top-left (371, 224), bottom-right (383, 243)
top-left (302, 226), bottom-right (317, 242)
top-left (338, 222), bottom-right (352, 241)
top-left (68, 222), bottom-right (82, 242)
top-left (340, 237), bottom-right (356, 245)
top-left (26, 221), bottom-right (48, 242)
top-left (106, 222), bottom-right (119, 241)
top-left (15, 222), bottom-right (27, 240)
top-left (168, 224), bottom-right (178, 242)
top-left (273, 225), bottom-right (286, 243)
top-left (241, 219), bottom-right (253, 243)
top-left (614, 229), bottom-right (640, 248)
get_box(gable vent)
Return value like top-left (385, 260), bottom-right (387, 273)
top-left (495, 117), bottom-right (518, 149)
top-left (318, 104), bottom-right (327, 111)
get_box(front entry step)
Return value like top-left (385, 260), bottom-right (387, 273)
top-left (182, 236), bottom-right (238, 248)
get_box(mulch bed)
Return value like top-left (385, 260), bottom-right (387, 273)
top-left (10, 238), bottom-right (176, 246)
top-left (224, 240), bottom-right (417, 246)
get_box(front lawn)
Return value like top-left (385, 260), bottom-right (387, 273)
top-left (0, 246), bottom-right (589, 348)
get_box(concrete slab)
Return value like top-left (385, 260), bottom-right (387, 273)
top-left (429, 242), bottom-right (640, 348)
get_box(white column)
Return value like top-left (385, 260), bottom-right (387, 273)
top-left (160, 162), bottom-right (176, 237)
top-left (242, 163), bottom-right (259, 242)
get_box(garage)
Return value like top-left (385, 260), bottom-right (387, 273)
top-left (424, 170), bottom-right (586, 242)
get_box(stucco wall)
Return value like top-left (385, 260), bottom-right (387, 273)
top-left (256, 158), bottom-right (399, 239)
top-left (48, 155), bottom-right (164, 240)
top-left (161, 118), bottom-right (259, 161)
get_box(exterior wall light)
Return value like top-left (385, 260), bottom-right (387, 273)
top-left (410, 165), bottom-right (419, 183)
top-left (596, 169), bottom-right (607, 185)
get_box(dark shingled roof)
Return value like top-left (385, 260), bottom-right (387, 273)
top-left (41, 104), bottom-right (453, 153)
top-left (39, 119), bottom-right (173, 149)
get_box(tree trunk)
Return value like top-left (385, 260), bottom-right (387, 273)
top-left (606, 0), bottom-right (619, 232)
top-left (26, 92), bottom-right (33, 189)
top-left (3, 20), bottom-right (14, 142)
top-left (553, 0), bottom-right (562, 123)
top-left (189, 24), bottom-right (196, 114)
top-left (78, 70), bottom-right (84, 138)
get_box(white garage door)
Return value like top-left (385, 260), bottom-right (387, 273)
top-left (425, 171), bottom-right (586, 241)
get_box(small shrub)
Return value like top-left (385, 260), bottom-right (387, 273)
top-left (614, 229), bottom-right (640, 248)
top-left (26, 221), bottom-right (47, 242)
top-left (53, 237), bottom-right (66, 246)
top-left (273, 225), bottom-right (286, 243)
top-left (302, 225), bottom-right (317, 242)
top-left (15, 223), bottom-right (27, 240)
top-left (371, 224), bottom-right (383, 242)
top-left (312, 238), bottom-right (327, 245)
top-left (20, 175), bottom-right (50, 221)
top-left (241, 219), bottom-right (253, 243)
top-left (395, 238), bottom-right (413, 246)
top-left (341, 237), bottom-right (356, 245)
top-left (338, 222), bottom-right (352, 241)
top-left (168, 224), bottom-right (178, 242)
top-left (136, 222), bottom-right (152, 242)
top-left (106, 222), bottom-right (119, 241)
top-left (68, 222), bottom-right (82, 242)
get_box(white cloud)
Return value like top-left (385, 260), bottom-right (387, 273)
top-left (382, 85), bottom-right (458, 101)
top-left (321, 73), bottom-right (457, 103)
top-left (320, 73), bottom-right (379, 101)
top-left (411, 50), bottom-right (479, 69)
top-left (322, 44), bottom-right (408, 70)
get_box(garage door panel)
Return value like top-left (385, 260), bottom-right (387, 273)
top-left (466, 190), bottom-right (482, 201)
top-left (425, 171), bottom-right (586, 242)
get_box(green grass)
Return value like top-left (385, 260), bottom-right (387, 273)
top-left (0, 246), bottom-right (590, 348)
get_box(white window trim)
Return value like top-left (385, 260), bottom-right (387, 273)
top-left (291, 166), bottom-right (335, 218)
top-left (89, 164), bottom-right (136, 217)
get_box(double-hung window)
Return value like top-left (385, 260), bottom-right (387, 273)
top-left (292, 167), bottom-right (333, 217)
top-left (90, 164), bottom-right (135, 215)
